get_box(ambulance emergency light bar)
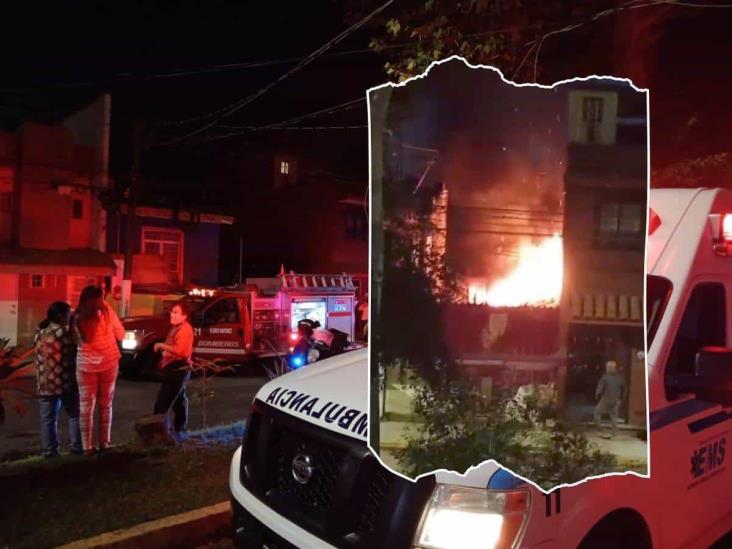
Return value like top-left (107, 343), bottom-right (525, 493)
top-left (708, 213), bottom-right (732, 256)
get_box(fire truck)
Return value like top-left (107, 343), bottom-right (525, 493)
top-left (119, 272), bottom-right (358, 376)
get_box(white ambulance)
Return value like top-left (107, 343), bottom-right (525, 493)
top-left (229, 188), bottom-right (732, 548)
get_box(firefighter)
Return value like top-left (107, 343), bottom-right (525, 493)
top-left (292, 319), bottom-right (319, 358)
top-left (593, 359), bottom-right (627, 438)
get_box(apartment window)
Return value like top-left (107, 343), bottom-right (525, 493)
top-left (274, 157), bottom-right (297, 188)
top-left (0, 193), bottom-right (11, 213)
top-left (582, 97), bottom-right (604, 123)
top-left (141, 227), bottom-right (184, 285)
top-left (31, 274), bottom-right (44, 288)
top-left (596, 202), bottom-right (644, 249)
top-left (72, 199), bottom-right (83, 219)
top-left (280, 161), bottom-right (290, 175)
top-left (346, 207), bottom-right (367, 241)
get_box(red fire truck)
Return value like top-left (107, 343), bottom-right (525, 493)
top-left (119, 272), bottom-right (358, 376)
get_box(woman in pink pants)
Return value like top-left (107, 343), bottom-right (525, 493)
top-left (74, 286), bottom-right (124, 455)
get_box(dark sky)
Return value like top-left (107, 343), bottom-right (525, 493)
top-left (0, 1), bottom-right (385, 186)
top-left (2, 2), bottom-right (732, 182)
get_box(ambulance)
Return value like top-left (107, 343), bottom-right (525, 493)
top-left (228, 188), bottom-right (732, 548)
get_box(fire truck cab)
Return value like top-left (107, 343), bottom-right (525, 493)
top-left (120, 272), bottom-right (357, 374)
top-left (228, 189), bottom-right (732, 548)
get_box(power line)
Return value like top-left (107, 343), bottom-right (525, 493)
top-left (160, 0), bottom-right (393, 145)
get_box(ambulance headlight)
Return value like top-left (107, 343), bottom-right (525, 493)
top-left (122, 331), bottom-right (141, 350)
top-left (414, 485), bottom-right (529, 549)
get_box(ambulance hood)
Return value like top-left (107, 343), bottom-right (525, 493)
top-left (255, 348), bottom-right (370, 441)
top-left (254, 348), bottom-right (507, 488)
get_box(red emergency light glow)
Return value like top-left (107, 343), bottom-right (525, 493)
top-left (723, 214), bottom-right (732, 241)
top-left (189, 288), bottom-right (216, 297)
top-left (290, 332), bottom-right (299, 342)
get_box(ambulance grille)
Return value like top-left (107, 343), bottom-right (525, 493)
top-left (356, 464), bottom-right (393, 535)
top-left (240, 401), bottom-right (435, 548)
top-left (270, 424), bottom-right (347, 510)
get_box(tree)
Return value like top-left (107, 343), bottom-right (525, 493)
top-left (366, 0), bottom-right (628, 84)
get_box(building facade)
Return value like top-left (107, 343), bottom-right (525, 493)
top-left (561, 83), bottom-right (648, 427)
top-left (0, 96), bottom-right (115, 344)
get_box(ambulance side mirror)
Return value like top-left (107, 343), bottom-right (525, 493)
top-left (692, 347), bottom-right (732, 406)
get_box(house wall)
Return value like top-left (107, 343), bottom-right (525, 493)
top-left (107, 214), bottom-right (222, 287)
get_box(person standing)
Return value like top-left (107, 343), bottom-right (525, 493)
top-left (34, 301), bottom-right (83, 457)
top-left (153, 302), bottom-right (194, 435)
top-left (74, 285), bottom-right (125, 455)
top-left (593, 359), bottom-right (627, 438)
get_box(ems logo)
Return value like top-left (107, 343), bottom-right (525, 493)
top-left (689, 435), bottom-right (726, 488)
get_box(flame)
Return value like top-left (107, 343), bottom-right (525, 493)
top-left (468, 235), bottom-right (563, 307)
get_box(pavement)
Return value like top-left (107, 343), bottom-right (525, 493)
top-left (1, 373), bottom-right (268, 460)
top-left (377, 378), bottom-right (649, 475)
top-left (57, 501), bottom-right (232, 549)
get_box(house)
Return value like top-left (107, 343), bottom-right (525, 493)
top-left (104, 203), bottom-right (234, 314)
top-left (226, 151), bottom-right (369, 302)
top-left (0, 96), bottom-right (115, 344)
top-left (561, 82), bottom-right (648, 427)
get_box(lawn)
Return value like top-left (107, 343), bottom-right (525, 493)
top-left (0, 422), bottom-right (243, 549)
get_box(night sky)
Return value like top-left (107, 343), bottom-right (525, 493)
top-left (2, 3), bottom-right (732, 195)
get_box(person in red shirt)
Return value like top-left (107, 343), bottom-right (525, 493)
top-left (153, 301), bottom-right (194, 434)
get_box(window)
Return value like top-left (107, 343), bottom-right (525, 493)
top-left (582, 97), bottom-right (604, 123)
top-left (204, 298), bottom-right (239, 324)
top-left (0, 193), bottom-right (11, 213)
top-left (647, 275), bottom-right (672, 348)
top-left (346, 207), bottom-right (367, 241)
top-left (72, 199), bottom-right (83, 219)
top-left (31, 274), bottom-right (44, 288)
top-left (665, 283), bottom-right (726, 400)
top-left (280, 161), bottom-right (290, 175)
top-left (595, 202), bottom-right (645, 249)
top-left (141, 227), bottom-right (184, 285)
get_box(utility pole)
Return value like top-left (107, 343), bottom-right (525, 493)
top-left (121, 121), bottom-right (142, 318)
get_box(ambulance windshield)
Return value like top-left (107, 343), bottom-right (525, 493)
top-left (647, 275), bottom-right (672, 347)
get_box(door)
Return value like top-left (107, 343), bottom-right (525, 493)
top-left (657, 281), bottom-right (732, 546)
top-left (194, 297), bottom-right (248, 361)
top-left (0, 273), bottom-right (18, 344)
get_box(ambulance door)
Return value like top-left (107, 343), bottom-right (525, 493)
top-left (657, 279), bottom-right (732, 546)
top-left (195, 296), bottom-right (248, 361)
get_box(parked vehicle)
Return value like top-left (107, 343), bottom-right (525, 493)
top-left (120, 272), bottom-right (358, 376)
top-left (228, 189), bottom-right (732, 548)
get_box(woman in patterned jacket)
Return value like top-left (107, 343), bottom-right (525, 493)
top-left (34, 301), bottom-right (83, 457)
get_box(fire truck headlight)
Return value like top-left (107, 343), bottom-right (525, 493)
top-left (122, 331), bottom-right (140, 350)
top-left (414, 485), bottom-right (529, 549)
top-left (307, 349), bottom-right (320, 364)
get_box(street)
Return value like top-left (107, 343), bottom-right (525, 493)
top-left (0, 373), bottom-right (269, 460)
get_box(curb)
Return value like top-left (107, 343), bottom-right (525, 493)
top-left (57, 501), bottom-right (231, 549)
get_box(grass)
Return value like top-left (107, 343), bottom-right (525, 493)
top-left (0, 421), bottom-right (244, 549)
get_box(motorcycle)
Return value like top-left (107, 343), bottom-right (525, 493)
top-left (288, 319), bottom-right (349, 369)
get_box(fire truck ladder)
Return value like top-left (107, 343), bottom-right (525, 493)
top-left (279, 272), bottom-right (354, 290)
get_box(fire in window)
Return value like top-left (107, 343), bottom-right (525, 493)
top-left (72, 199), bottom-right (83, 219)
